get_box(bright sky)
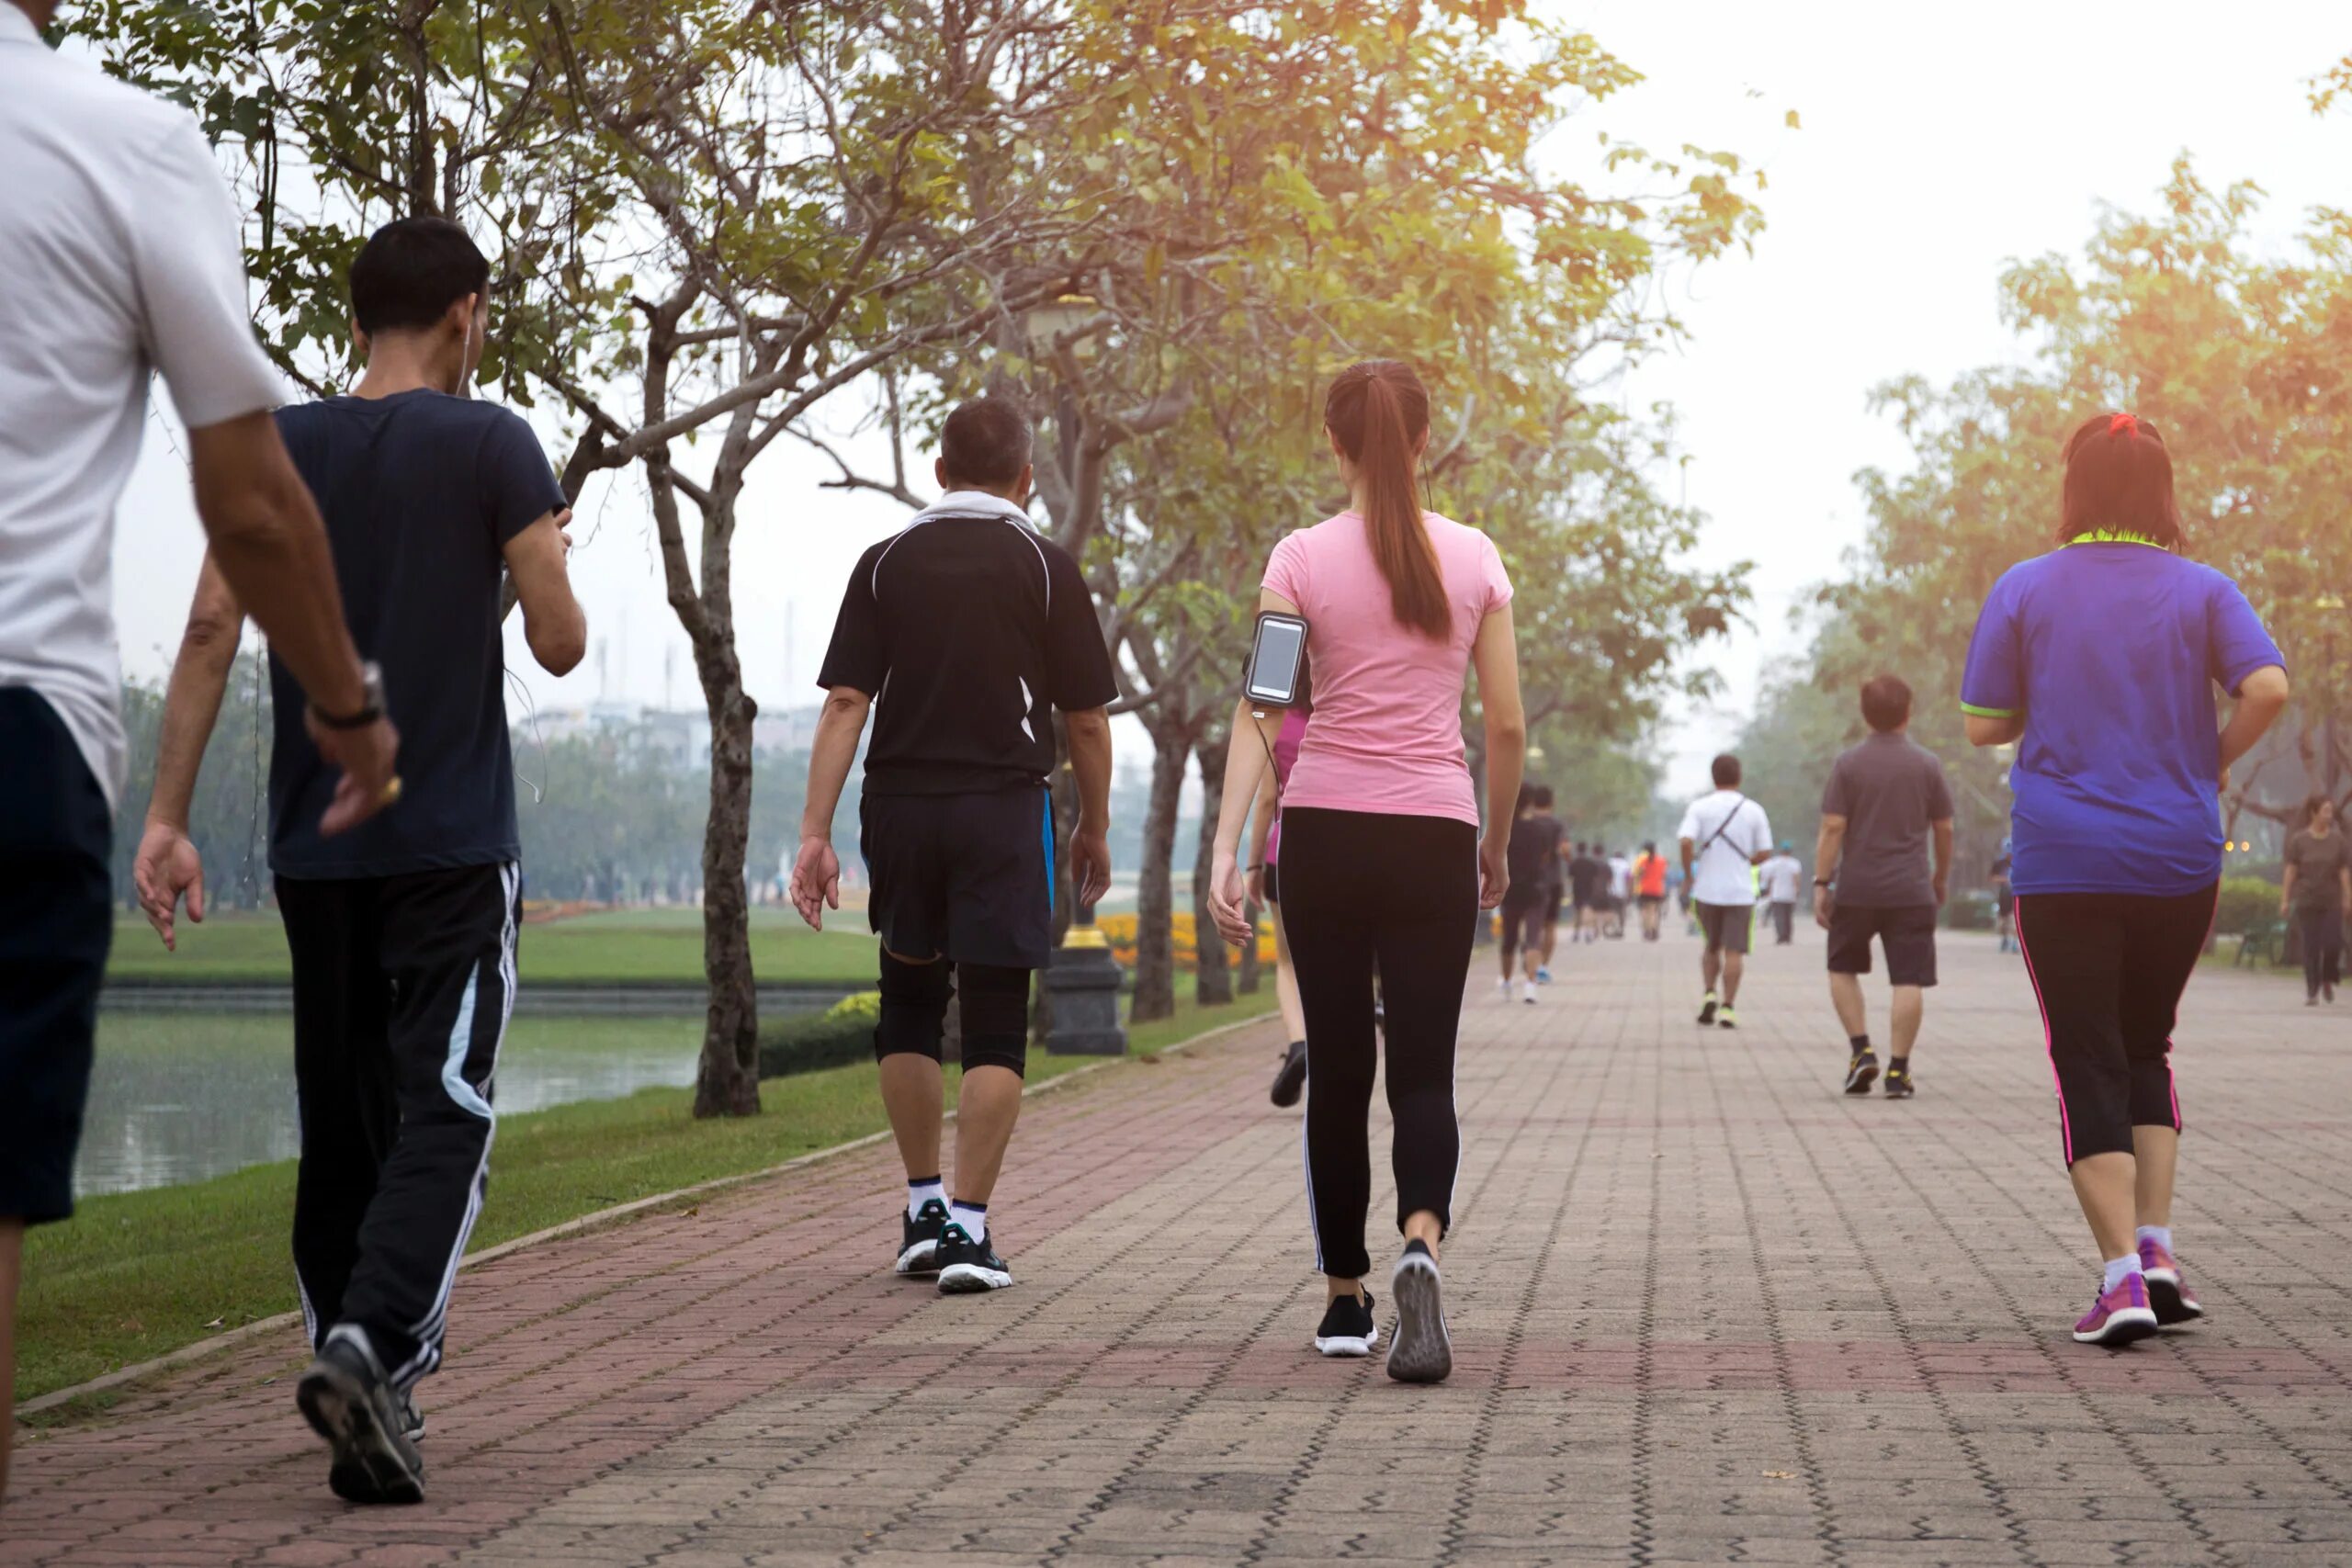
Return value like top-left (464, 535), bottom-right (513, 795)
top-left (104, 1), bottom-right (2352, 800)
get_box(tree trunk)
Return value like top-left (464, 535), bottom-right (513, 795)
top-left (693, 677), bottom-right (761, 1117)
top-left (1132, 718), bottom-right (1190, 1022)
top-left (1192, 733), bottom-right (1234, 1007)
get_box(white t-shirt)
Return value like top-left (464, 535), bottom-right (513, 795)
top-left (1678, 789), bottom-right (1773, 907)
top-left (0, 8), bottom-right (286, 811)
top-left (1762, 853), bottom-right (1806, 903)
top-left (1607, 855), bottom-right (1632, 900)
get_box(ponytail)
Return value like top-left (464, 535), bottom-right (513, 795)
top-left (1325, 359), bottom-right (1449, 639)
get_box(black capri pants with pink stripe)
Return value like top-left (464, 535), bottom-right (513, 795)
top-left (2013, 886), bottom-right (2215, 1166)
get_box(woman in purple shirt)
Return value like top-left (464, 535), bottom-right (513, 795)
top-left (1963, 412), bottom-right (2288, 1347)
top-left (1247, 706), bottom-right (1311, 1106)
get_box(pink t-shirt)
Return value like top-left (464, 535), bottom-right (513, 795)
top-left (1261, 510), bottom-right (1512, 827)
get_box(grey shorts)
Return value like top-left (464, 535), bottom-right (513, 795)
top-left (1695, 901), bottom-right (1754, 955)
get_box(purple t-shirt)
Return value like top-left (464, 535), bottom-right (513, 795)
top-left (1262, 510), bottom-right (1512, 828)
top-left (1265, 707), bottom-right (1307, 866)
top-left (1961, 540), bottom-right (2282, 897)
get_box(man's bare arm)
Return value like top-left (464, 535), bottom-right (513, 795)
top-left (187, 412), bottom-right (395, 832)
top-left (503, 510), bottom-right (587, 675)
top-left (130, 557), bottom-right (245, 947)
top-left (187, 412), bottom-right (366, 717)
top-left (149, 557), bottom-right (243, 831)
top-left (1931, 818), bottom-right (1955, 904)
top-left (788, 686), bottom-right (872, 930)
top-left (1064, 705), bottom-right (1114, 908)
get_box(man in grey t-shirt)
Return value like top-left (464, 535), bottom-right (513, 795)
top-left (1813, 675), bottom-right (1953, 1100)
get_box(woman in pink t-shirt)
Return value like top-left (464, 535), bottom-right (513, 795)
top-left (1208, 359), bottom-right (1526, 1383)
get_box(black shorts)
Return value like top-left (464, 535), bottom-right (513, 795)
top-left (1827, 902), bottom-right (1939, 987)
top-left (0, 689), bottom-right (112, 1225)
top-left (1694, 901), bottom-right (1754, 954)
top-left (861, 786), bottom-right (1055, 969)
top-left (1499, 893), bottom-right (1545, 950)
top-left (1543, 887), bottom-right (1563, 924)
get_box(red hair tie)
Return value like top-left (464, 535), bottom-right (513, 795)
top-left (2109, 412), bottom-right (2138, 437)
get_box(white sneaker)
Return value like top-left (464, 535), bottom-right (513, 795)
top-left (1519, 978), bottom-right (1539, 1005)
top-left (1496, 978), bottom-right (1513, 1001)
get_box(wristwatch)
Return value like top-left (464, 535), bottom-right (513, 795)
top-left (311, 661), bottom-right (387, 730)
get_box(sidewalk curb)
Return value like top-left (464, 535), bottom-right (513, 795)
top-left (17, 1006), bottom-right (1275, 1425)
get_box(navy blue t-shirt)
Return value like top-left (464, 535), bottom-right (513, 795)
top-left (1961, 540), bottom-right (2284, 897)
top-left (266, 390), bottom-right (564, 878)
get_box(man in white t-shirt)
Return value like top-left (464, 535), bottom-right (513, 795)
top-left (1677, 754), bottom-right (1774, 1029)
top-left (0, 0), bottom-right (396, 1500)
top-left (1761, 842), bottom-right (1807, 945)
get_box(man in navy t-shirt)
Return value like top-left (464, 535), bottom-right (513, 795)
top-left (132, 218), bottom-right (584, 1505)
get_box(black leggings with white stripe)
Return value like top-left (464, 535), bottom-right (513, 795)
top-left (1278, 807), bottom-right (1478, 1281)
top-left (278, 863), bottom-right (516, 1389)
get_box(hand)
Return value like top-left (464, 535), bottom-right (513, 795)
top-left (1477, 834), bottom-right (1510, 910)
top-left (1814, 885), bottom-right (1835, 931)
top-left (1069, 825), bottom-right (1113, 908)
top-left (307, 713), bottom-right (401, 836)
top-left (1207, 846), bottom-right (1252, 947)
top-left (1245, 863), bottom-right (1266, 908)
top-left (789, 834), bottom-right (841, 931)
top-left (131, 819), bottom-right (206, 951)
top-left (1931, 874), bottom-right (1949, 908)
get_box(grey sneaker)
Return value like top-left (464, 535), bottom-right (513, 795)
top-left (1385, 1240), bottom-right (1453, 1384)
top-left (296, 1328), bottom-right (425, 1505)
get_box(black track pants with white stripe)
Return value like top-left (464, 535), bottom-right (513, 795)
top-left (278, 863), bottom-right (517, 1390)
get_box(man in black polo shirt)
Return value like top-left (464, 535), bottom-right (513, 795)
top-left (1813, 674), bottom-right (1953, 1100)
top-left (792, 397), bottom-right (1115, 1294)
top-left (132, 217), bottom-right (585, 1504)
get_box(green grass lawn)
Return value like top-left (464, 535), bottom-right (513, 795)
top-left (20, 976), bottom-right (1272, 1414)
top-left (106, 907), bottom-right (879, 987)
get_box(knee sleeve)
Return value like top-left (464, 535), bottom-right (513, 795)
top-left (956, 963), bottom-right (1030, 1077)
top-left (876, 951), bottom-right (952, 1062)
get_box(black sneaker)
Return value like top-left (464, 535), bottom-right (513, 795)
top-left (296, 1331), bottom-right (425, 1506)
top-left (935, 1223), bottom-right (1013, 1292)
top-left (897, 1198), bottom-right (949, 1276)
top-left (1313, 1289), bottom-right (1379, 1357)
top-left (398, 1393), bottom-right (424, 1443)
top-left (1697, 995), bottom-right (1719, 1026)
top-left (1883, 1066), bottom-right (1915, 1100)
top-left (1270, 1039), bottom-right (1308, 1109)
top-left (1386, 1240), bottom-right (1452, 1383)
top-left (1844, 1051), bottom-right (1880, 1095)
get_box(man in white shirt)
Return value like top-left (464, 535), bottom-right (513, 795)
top-left (1678, 754), bottom-right (1773, 1029)
top-left (0, 0), bottom-right (396, 1500)
top-left (1761, 842), bottom-right (1807, 945)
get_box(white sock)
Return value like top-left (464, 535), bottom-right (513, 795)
top-left (2101, 1253), bottom-right (2145, 1292)
top-left (2135, 1224), bottom-right (2173, 1255)
top-left (948, 1200), bottom-right (989, 1242)
top-left (906, 1178), bottom-right (944, 1221)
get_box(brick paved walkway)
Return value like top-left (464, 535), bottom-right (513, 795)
top-left (8, 927), bottom-right (2352, 1566)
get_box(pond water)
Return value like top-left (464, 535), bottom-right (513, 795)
top-left (74, 1007), bottom-right (820, 1197)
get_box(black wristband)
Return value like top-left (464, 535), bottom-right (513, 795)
top-left (311, 661), bottom-right (385, 730)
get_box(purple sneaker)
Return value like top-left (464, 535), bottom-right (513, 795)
top-left (2072, 1273), bottom-right (2160, 1347)
top-left (2138, 1239), bottom-right (2204, 1326)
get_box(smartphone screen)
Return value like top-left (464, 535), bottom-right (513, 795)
top-left (1246, 615), bottom-right (1307, 705)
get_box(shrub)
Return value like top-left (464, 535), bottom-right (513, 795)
top-left (1093, 911), bottom-right (1274, 967)
top-left (758, 990), bottom-right (881, 1078)
top-left (2213, 874), bottom-right (2280, 939)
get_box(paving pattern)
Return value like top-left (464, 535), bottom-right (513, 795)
top-left (7, 925), bottom-right (2352, 1566)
